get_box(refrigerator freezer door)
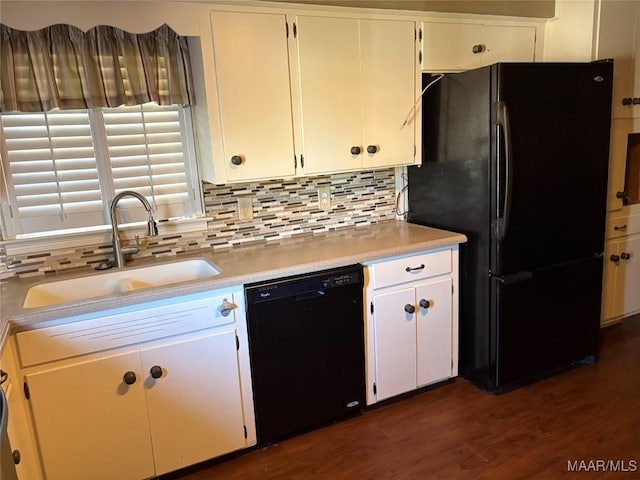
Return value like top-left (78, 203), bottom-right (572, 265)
top-left (491, 62), bottom-right (613, 276)
top-left (490, 256), bottom-right (603, 390)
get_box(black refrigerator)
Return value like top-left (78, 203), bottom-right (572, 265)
top-left (407, 62), bottom-right (613, 392)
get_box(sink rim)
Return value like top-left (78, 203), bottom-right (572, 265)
top-left (22, 257), bottom-right (222, 309)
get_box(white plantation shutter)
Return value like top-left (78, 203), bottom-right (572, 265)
top-left (0, 104), bottom-right (201, 238)
top-left (102, 105), bottom-right (194, 224)
top-left (1, 110), bottom-right (105, 235)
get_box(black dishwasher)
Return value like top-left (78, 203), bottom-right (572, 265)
top-left (245, 264), bottom-right (365, 443)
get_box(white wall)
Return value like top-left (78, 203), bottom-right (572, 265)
top-left (0, 1), bottom-right (204, 34)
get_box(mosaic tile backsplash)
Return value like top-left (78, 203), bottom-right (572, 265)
top-left (1, 169), bottom-right (397, 278)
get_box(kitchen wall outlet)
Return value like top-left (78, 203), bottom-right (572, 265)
top-left (318, 186), bottom-right (331, 210)
top-left (238, 197), bottom-right (253, 220)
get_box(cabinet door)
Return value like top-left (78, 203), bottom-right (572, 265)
top-left (614, 236), bottom-right (640, 317)
top-left (361, 19), bottom-right (417, 168)
top-left (3, 382), bottom-right (35, 480)
top-left (141, 330), bottom-right (245, 476)
top-left (295, 15), bottom-right (362, 174)
top-left (422, 22), bottom-right (483, 71)
top-left (415, 278), bottom-right (453, 386)
top-left (210, 10), bottom-right (296, 181)
top-left (1, 343), bottom-right (42, 480)
top-left (602, 240), bottom-right (620, 323)
top-left (373, 287), bottom-right (417, 401)
top-left (422, 22), bottom-right (536, 72)
top-left (26, 352), bottom-right (154, 480)
top-left (481, 25), bottom-right (536, 65)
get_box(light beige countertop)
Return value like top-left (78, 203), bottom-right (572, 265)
top-left (0, 221), bottom-right (466, 339)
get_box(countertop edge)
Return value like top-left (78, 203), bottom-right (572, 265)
top-left (1, 222), bottom-right (467, 333)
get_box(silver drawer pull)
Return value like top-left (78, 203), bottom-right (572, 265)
top-left (614, 224), bottom-right (627, 231)
top-left (405, 264), bottom-right (425, 273)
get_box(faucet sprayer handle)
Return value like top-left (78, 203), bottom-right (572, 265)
top-left (121, 235), bottom-right (140, 256)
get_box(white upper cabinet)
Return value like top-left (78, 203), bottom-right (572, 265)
top-left (195, 10), bottom-right (297, 183)
top-left (481, 24), bottom-right (537, 64)
top-left (192, 6), bottom-right (419, 183)
top-left (360, 19), bottom-right (418, 169)
top-left (295, 15), bottom-right (418, 174)
top-left (595, 1), bottom-right (640, 119)
top-left (295, 15), bottom-right (363, 174)
top-left (421, 21), bottom-right (537, 72)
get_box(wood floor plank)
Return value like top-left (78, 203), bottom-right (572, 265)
top-left (164, 315), bottom-right (640, 480)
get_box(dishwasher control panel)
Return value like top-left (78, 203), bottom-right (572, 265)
top-left (245, 265), bottom-right (363, 303)
top-left (322, 272), bottom-right (360, 288)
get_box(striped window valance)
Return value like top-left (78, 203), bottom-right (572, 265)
top-left (0, 23), bottom-right (194, 112)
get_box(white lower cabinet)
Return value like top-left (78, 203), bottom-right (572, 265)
top-left (364, 248), bottom-right (459, 404)
top-left (603, 233), bottom-right (640, 324)
top-left (1, 340), bottom-right (42, 480)
top-left (415, 280), bottom-right (454, 387)
top-left (141, 332), bottom-right (245, 476)
top-left (27, 350), bottom-right (156, 480)
top-left (26, 331), bottom-right (245, 480)
top-left (11, 289), bottom-right (255, 480)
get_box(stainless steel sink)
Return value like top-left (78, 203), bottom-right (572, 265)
top-left (23, 258), bottom-right (220, 308)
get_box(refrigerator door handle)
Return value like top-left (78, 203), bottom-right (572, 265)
top-left (496, 100), bottom-right (513, 240)
top-left (495, 271), bottom-right (533, 285)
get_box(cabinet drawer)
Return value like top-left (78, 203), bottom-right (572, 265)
top-left (16, 292), bottom-right (237, 367)
top-left (370, 249), bottom-right (451, 289)
top-left (607, 211), bottom-right (640, 238)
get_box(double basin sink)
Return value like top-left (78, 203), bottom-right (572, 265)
top-left (22, 258), bottom-right (220, 308)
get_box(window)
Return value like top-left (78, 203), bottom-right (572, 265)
top-left (0, 103), bottom-right (203, 239)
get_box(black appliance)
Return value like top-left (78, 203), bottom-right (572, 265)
top-left (245, 265), bottom-right (365, 443)
top-left (408, 61), bottom-right (613, 392)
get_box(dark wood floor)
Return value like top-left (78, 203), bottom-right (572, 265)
top-left (167, 315), bottom-right (640, 480)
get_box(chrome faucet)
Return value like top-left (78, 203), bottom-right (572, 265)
top-left (110, 191), bottom-right (159, 268)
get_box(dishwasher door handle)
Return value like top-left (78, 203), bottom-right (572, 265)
top-left (295, 290), bottom-right (326, 302)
